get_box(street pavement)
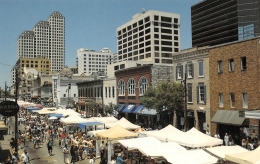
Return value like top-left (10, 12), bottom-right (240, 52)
top-left (2, 116), bottom-right (101, 164)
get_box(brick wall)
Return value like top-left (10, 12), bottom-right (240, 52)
top-left (209, 38), bottom-right (260, 134)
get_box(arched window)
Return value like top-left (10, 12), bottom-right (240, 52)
top-left (118, 80), bottom-right (125, 95)
top-left (128, 78), bottom-right (136, 95)
top-left (139, 76), bottom-right (148, 95)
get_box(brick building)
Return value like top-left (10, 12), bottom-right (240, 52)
top-left (115, 64), bottom-right (173, 127)
top-left (209, 37), bottom-right (260, 143)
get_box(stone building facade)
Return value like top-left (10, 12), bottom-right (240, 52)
top-left (173, 46), bottom-right (210, 132)
top-left (209, 37), bottom-right (260, 141)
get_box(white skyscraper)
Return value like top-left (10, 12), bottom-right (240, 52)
top-left (77, 48), bottom-right (113, 75)
top-left (17, 11), bottom-right (65, 73)
top-left (117, 10), bottom-right (180, 65)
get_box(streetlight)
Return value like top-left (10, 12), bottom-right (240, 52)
top-left (66, 83), bottom-right (71, 108)
top-left (181, 73), bottom-right (187, 131)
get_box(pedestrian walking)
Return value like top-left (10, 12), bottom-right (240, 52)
top-left (46, 138), bottom-right (53, 156)
top-left (70, 145), bottom-right (76, 164)
top-left (20, 150), bottom-right (30, 164)
top-left (11, 152), bottom-right (19, 164)
top-left (63, 144), bottom-right (70, 164)
top-left (224, 133), bottom-right (229, 146)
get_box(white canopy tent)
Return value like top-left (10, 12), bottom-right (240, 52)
top-left (118, 137), bottom-right (161, 151)
top-left (206, 145), bottom-right (248, 159)
top-left (142, 125), bottom-right (184, 143)
top-left (178, 127), bottom-right (223, 148)
top-left (164, 149), bottom-right (218, 164)
top-left (106, 117), bottom-right (140, 130)
top-left (60, 115), bottom-right (88, 124)
top-left (92, 117), bottom-right (118, 124)
top-left (225, 146), bottom-right (260, 164)
top-left (33, 108), bottom-right (57, 114)
top-left (48, 116), bottom-right (58, 120)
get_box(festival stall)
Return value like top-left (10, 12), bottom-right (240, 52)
top-left (105, 117), bottom-right (140, 130)
top-left (48, 116), bottom-right (58, 120)
top-left (49, 113), bottom-right (63, 118)
top-left (142, 124), bottom-right (184, 143)
top-left (60, 115), bottom-right (88, 124)
top-left (27, 107), bottom-right (42, 113)
top-left (33, 107), bottom-right (57, 114)
top-left (206, 145), bottom-right (248, 159)
top-left (118, 137), bottom-right (187, 162)
top-left (164, 149), bottom-right (218, 164)
top-left (178, 127), bottom-right (223, 148)
top-left (225, 146), bottom-right (260, 164)
top-left (96, 124), bottom-right (138, 162)
top-left (77, 122), bottom-right (104, 132)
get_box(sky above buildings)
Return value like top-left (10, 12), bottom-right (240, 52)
top-left (0, 0), bottom-right (201, 88)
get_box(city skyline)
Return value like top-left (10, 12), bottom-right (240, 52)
top-left (0, 0), bottom-right (201, 88)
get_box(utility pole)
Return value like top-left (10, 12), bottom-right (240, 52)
top-left (181, 73), bottom-right (187, 131)
top-left (14, 68), bottom-right (19, 153)
top-left (4, 81), bottom-right (6, 101)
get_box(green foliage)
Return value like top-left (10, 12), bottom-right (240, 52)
top-left (103, 102), bottom-right (119, 114)
top-left (140, 81), bottom-right (184, 113)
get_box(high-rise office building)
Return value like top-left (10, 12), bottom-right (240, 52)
top-left (192, 0), bottom-right (260, 47)
top-left (76, 48), bottom-right (113, 75)
top-left (17, 11), bottom-right (65, 72)
top-left (117, 10), bottom-right (180, 65)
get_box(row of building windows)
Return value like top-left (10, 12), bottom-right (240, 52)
top-left (218, 93), bottom-right (248, 108)
top-left (187, 84), bottom-right (206, 104)
top-left (118, 77), bottom-right (148, 96)
top-left (105, 86), bottom-right (115, 98)
top-left (176, 61), bottom-right (204, 80)
top-left (218, 57), bottom-right (247, 73)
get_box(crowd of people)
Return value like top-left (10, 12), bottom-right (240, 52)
top-left (8, 108), bottom-right (100, 164)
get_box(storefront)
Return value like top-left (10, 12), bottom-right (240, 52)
top-left (211, 110), bottom-right (249, 145)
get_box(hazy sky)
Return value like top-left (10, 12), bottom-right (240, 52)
top-left (0, 0), bottom-right (201, 88)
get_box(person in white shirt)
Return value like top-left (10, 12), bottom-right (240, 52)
top-left (214, 133), bottom-right (220, 139)
top-left (206, 130), bottom-right (211, 136)
top-left (20, 150), bottom-right (29, 164)
top-left (224, 133), bottom-right (229, 146)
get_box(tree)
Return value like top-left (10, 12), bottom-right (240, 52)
top-left (140, 81), bottom-right (184, 122)
top-left (103, 102), bottom-right (120, 116)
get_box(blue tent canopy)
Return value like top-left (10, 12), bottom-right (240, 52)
top-left (49, 113), bottom-right (63, 118)
top-left (28, 108), bottom-right (42, 113)
top-left (77, 122), bottom-right (103, 130)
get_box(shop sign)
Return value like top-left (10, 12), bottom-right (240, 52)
top-left (0, 101), bottom-right (19, 116)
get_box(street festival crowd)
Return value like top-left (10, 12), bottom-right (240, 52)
top-left (3, 106), bottom-right (259, 164)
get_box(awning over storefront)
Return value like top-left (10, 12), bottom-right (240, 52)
top-left (139, 108), bottom-right (157, 116)
top-left (133, 105), bottom-right (144, 114)
top-left (121, 104), bottom-right (135, 113)
top-left (116, 104), bottom-right (125, 112)
top-left (211, 110), bottom-right (245, 125)
top-left (245, 110), bottom-right (260, 119)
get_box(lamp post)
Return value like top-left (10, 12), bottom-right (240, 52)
top-left (66, 83), bottom-right (71, 108)
top-left (181, 73), bottom-right (187, 131)
top-left (14, 68), bottom-right (20, 153)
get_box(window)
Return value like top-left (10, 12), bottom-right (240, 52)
top-left (187, 83), bottom-right (192, 103)
top-left (186, 63), bottom-right (194, 78)
top-left (108, 87), bottom-right (111, 98)
top-left (241, 57), bottom-right (246, 70)
top-left (219, 93), bottom-right (223, 107)
top-left (176, 65), bottom-right (183, 80)
top-left (198, 61), bottom-right (204, 77)
top-left (218, 60), bottom-right (223, 73)
top-left (112, 86), bottom-right (115, 98)
top-left (139, 77), bottom-right (148, 95)
top-left (197, 85), bottom-right (206, 104)
top-left (230, 93), bottom-right (235, 107)
top-left (118, 80), bottom-right (125, 95)
top-left (105, 87), bottom-right (107, 98)
top-left (128, 78), bottom-right (135, 95)
top-left (242, 93), bottom-right (248, 108)
top-left (63, 94), bottom-right (66, 97)
top-left (229, 59), bottom-right (234, 71)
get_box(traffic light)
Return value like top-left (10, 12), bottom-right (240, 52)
top-left (68, 83), bottom-right (71, 89)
